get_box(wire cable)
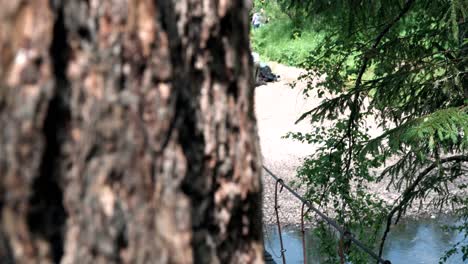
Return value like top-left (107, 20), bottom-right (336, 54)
top-left (262, 165), bottom-right (392, 264)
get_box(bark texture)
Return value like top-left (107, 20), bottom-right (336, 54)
top-left (0, 1), bottom-right (263, 263)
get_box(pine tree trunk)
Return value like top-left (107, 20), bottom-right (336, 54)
top-left (0, 1), bottom-right (263, 263)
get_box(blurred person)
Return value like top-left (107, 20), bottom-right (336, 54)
top-left (252, 8), bottom-right (265, 29)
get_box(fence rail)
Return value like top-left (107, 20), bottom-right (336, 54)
top-left (262, 165), bottom-right (391, 264)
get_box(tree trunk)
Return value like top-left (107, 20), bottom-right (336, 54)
top-left (0, 1), bottom-right (263, 263)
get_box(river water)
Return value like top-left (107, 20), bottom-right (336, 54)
top-left (264, 216), bottom-right (465, 264)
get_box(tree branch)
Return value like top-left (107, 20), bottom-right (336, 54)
top-left (347, 0), bottom-right (416, 134)
top-left (377, 154), bottom-right (468, 261)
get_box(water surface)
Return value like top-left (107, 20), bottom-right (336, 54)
top-left (264, 216), bottom-right (465, 263)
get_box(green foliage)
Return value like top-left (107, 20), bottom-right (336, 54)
top-left (251, 20), bottom-right (325, 66)
top-left (250, 1), bottom-right (326, 66)
top-left (286, 117), bottom-right (390, 263)
top-left (281, 0), bottom-right (467, 262)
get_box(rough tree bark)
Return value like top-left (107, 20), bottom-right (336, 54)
top-left (0, 1), bottom-right (263, 263)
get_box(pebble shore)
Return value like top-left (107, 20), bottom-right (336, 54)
top-left (255, 63), bottom-right (463, 227)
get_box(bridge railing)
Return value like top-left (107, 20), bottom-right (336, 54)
top-left (262, 165), bottom-right (392, 264)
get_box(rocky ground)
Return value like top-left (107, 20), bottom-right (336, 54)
top-left (255, 63), bottom-right (315, 228)
top-left (255, 63), bottom-right (461, 228)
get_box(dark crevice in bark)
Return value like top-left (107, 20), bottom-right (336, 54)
top-left (158, 2), bottom-right (218, 261)
top-left (26, 7), bottom-right (70, 263)
top-left (227, 82), bottom-right (239, 100)
top-left (207, 36), bottom-right (229, 83)
top-left (154, 0), bottom-right (186, 157)
top-left (0, 231), bottom-right (14, 264)
top-left (178, 78), bottom-right (210, 262)
top-left (156, 0), bottom-right (182, 56)
top-left (77, 26), bottom-right (92, 42)
top-left (27, 95), bottom-right (68, 263)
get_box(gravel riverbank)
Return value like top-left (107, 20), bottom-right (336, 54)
top-left (255, 63), bottom-right (315, 227)
top-left (255, 63), bottom-right (462, 228)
